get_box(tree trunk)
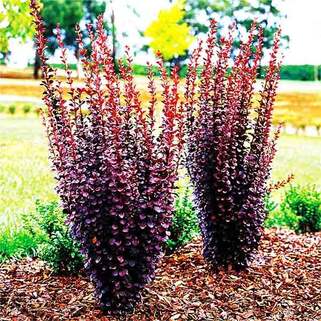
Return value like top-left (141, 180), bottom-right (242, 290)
top-left (75, 46), bottom-right (81, 79)
top-left (2, 52), bottom-right (8, 64)
top-left (314, 65), bottom-right (318, 81)
top-left (111, 6), bottom-right (118, 73)
top-left (170, 55), bottom-right (185, 76)
top-left (33, 51), bottom-right (41, 79)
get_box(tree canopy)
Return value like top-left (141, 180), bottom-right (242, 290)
top-left (144, 0), bottom-right (194, 61)
top-left (185, 0), bottom-right (288, 50)
top-left (41, 0), bottom-right (106, 54)
top-left (0, 0), bottom-right (35, 52)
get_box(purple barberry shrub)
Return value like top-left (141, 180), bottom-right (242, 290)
top-left (185, 20), bottom-right (282, 271)
top-left (30, 1), bottom-right (184, 312)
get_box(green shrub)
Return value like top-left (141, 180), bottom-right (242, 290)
top-left (132, 63), bottom-right (161, 76)
top-left (178, 64), bottom-right (188, 78)
top-left (282, 186), bottom-right (321, 233)
top-left (132, 64), bottom-right (148, 76)
top-left (0, 226), bottom-right (38, 262)
top-left (0, 104), bottom-right (5, 113)
top-left (8, 105), bottom-right (16, 115)
top-left (132, 63), bottom-right (188, 78)
top-left (50, 63), bottom-right (77, 70)
top-left (265, 186), bottom-right (321, 233)
top-left (265, 207), bottom-right (300, 230)
top-left (22, 104), bottom-right (32, 114)
top-left (22, 201), bottom-right (83, 274)
top-left (265, 193), bottom-right (278, 213)
top-left (166, 189), bottom-right (200, 253)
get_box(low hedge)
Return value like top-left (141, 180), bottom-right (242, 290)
top-left (258, 64), bottom-right (321, 81)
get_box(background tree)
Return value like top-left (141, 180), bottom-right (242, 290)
top-left (184, 0), bottom-right (289, 50)
top-left (144, 0), bottom-right (194, 66)
top-left (33, 0), bottom-right (106, 79)
top-left (0, 0), bottom-right (35, 59)
top-left (162, 0), bottom-right (288, 67)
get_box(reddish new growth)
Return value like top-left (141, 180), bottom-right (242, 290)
top-left (185, 20), bottom-right (282, 270)
top-left (30, 0), bottom-right (183, 312)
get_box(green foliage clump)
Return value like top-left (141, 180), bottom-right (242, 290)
top-left (8, 105), bottom-right (16, 115)
top-left (282, 186), bottom-right (321, 233)
top-left (265, 205), bottom-right (300, 231)
top-left (265, 186), bottom-right (321, 233)
top-left (0, 104), bottom-right (5, 113)
top-left (0, 0), bottom-right (35, 52)
top-left (132, 64), bottom-right (188, 78)
top-left (0, 226), bottom-right (38, 262)
top-left (22, 104), bottom-right (32, 114)
top-left (50, 63), bottom-right (77, 70)
top-left (265, 194), bottom-right (278, 214)
top-left (23, 201), bottom-right (83, 274)
top-left (166, 189), bottom-right (200, 253)
top-left (132, 64), bottom-right (160, 77)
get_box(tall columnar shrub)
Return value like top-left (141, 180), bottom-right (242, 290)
top-left (185, 20), bottom-right (282, 270)
top-left (30, 1), bottom-right (184, 312)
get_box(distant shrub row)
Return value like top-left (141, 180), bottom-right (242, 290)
top-left (278, 65), bottom-right (321, 81)
top-left (0, 104), bottom-right (40, 115)
top-left (134, 64), bottom-right (321, 81)
top-left (257, 65), bottom-right (320, 81)
top-left (47, 63), bottom-right (321, 81)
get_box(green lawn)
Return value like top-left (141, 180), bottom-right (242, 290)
top-left (0, 117), bottom-right (320, 228)
top-left (0, 117), bottom-right (56, 228)
top-left (271, 134), bottom-right (321, 188)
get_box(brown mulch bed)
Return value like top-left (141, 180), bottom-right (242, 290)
top-left (0, 229), bottom-right (320, 321)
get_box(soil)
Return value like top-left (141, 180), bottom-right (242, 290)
top-left (0, 228), bottom-right (320, 321)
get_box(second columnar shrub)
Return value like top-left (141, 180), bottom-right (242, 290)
top-left (185, 21), bottom-right (282, 270)
top-left (31, 1), bottom-right (184, 312)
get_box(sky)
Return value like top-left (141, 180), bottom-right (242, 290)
top-left (281, 0), bottom-right (321, 64)
top-left (7, 0), bottom-right (321, 67)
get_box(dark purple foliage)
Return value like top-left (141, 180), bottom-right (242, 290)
top-left (30, 1), bottom-right (183, 312)
top-left (185, 20), bottom-right (282, 271)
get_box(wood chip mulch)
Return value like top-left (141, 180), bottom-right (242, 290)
top-left (0, 228), bottom-right (320, 321)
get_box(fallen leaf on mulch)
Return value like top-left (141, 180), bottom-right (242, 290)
top-left (0, 228), bottom-right (320, 321)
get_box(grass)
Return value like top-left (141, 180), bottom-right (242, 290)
top-left (0, 117), bottom-right (56, 229)
top-left (0, 225), bottom-right (38, 262)
top-left (271, 134), bottom-right (321, 188)
top-left (1, 80), bottom-right (320, 129)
